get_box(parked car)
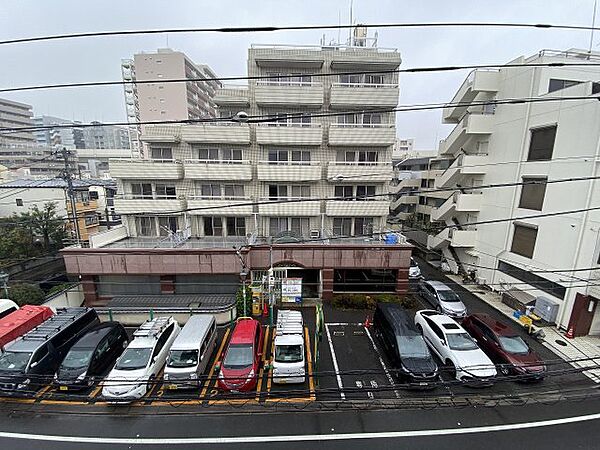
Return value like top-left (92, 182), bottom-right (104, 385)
top-left (372, 303), bottom-right (438, 388)
top-left (217, 317), bottom-right (263, 392)
top-left (414, 310), bottom-right (497, 384)
top-left (419, 280), bottom-right (467, 319)
top-left (0, 308), bottom-right (99, 393)
top-left (164, 315), bottom-right (217, 390)
top-left (0, 305), bottom-right (54, 353)
top-left (102, 317), bottom-right (180, 403)
top-left (409, 258), bottom-right (422, 280)
top-left (54, 322), bottom-right (129, 391)
top-left (0, 299), bottom-right (19, 320)
top-left (462, 313), bottom-right (545, 380)
top-left (272, 310), bottom-right (305, 384)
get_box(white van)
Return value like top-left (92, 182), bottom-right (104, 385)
top-left (163, 315), bottom-right (217, 389)
top-left (272, 310), bottom-right (305, 384)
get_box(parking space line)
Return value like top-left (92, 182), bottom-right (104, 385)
top-left (34, 385), bottom-right (52, 400)
top-left (304, 326), bottom-right (315, 400)
top-left (200, 327), bottom-right (231, 400)
top-left (324, 323), bottom-right (345, 400)
top-left (88, 382), bottom-right (103, 400)
top-left (255, 326), bottom-right (271, 401)
top-left (364, 326), bottom-right (400, 399)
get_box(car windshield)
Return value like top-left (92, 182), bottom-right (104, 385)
top-left (447, 333), bottom-right (479, 351)
top-left (114, 347), bottom-right (152, 370)
top-left (438, 290), bottom-right (461, 302)
top-left (61, 349), bottom-right (93, 369)
top-left (275, 345), bottom-right (303, 363)
top-left (397, 335), bottom-right (431, 358)
top-left (223, 344), bottom-right (253, 369)
top-left (167, 350), bottom-right (199, 368)
top-left (498, 335), bottom-right (530, 355)
top-left (0, 351), bottom-right (32, 372)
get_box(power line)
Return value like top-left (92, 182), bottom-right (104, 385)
top-left (2, 22), bottom-right (600, 46)
top-left (2, 61), bottom-right (600, 95)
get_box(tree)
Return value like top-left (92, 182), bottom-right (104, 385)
top-left (8, 283), bottom-right (45, 306)
top-left (17, 202), bottom-right (67, 252)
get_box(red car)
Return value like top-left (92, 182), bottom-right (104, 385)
top-left (217, 318), bottom-right (263, 392)
top-left (462, 313), bottom-right (545, 380)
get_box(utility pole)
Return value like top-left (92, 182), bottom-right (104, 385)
top-left (60, 147), bottom-right (81, 246)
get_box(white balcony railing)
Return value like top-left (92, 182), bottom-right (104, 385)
top-left (186, 196), bottom-right (253, 216)
top-left (255, 123), bottom-right (323, 145)
top-left (257, 197), bottom-right (321, 216)
top-left (327, 161), bottom-right (392, 182)
top-left (257, 160), bottom-right (321, 182)
top-left (109, 158), bottom-right (184, 179)
top-left (328, 123), bottom-right (396, 146)
top-left (183, 159), bottom-right (252, 180)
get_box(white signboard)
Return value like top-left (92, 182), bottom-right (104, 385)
top-left (281, 278), bottom-right (302, 303)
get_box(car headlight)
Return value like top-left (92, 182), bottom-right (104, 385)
top-left (246, 369), bottom-right (255, 381)
top-left (189, 373), bottom-right (198, 380)
top-left (17, 379), bottom-right (30, 389)
top-left (164, 373), bottom-right (169, 381)
top-left (77, 372), bottom-right (87, 381)
top-left (218, 371), bottom-right (224, 379)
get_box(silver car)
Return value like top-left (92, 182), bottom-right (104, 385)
top-left (418, 280), bottom-right (467, 318)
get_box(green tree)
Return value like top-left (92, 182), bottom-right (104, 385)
top-left (17, 202), bottom-right (67, 252)
top-left (8, 283), bottom-right (45, 306)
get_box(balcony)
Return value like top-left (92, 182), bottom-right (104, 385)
top-left (258, 198), bottom-right (321, 216)
top-left (255, 124), bottom-right (322, 146)
top-left (427, 227), bottom-right (477, 249)
top-left (416, 204), bottom-right (434, 216)
top-left (113, 195), bottom-right (187, 214)
top-left (213, 85), bottom-right (249, 106)
top-left (330, 83), bottom-right (399, 109)
top-left (251, 45), bottom-right (325, 69)
top-left (330, 47), bottom-right (401, 70)
top-left (327, 162), bottom-right (392, 182)
top-left (431, 192), bottom-right (482, 222)
top-left (435, 154), bottom-right (488, 189)
top-left (186, 197), bottom-right (253, 216)
top-left (389, 177), bottom-right (420, 194)
top-left (439, 113), bottom-right (495, 156)
top-left (257, 161), bottom-right (321, 182)
top-left (325, 200), bottom-right (390, 216)
top-left (184, 160), bottom-right (252, 181)
top-left (109, 159), bottom-right (184, 180)
top-left (255, 81), bottom-right (324, 106)
top-left (328, 123), bottom-right (396, 146)
top-left (180, 123), bottom-right (250, 145)
top-left (443, 70), bottom-right (500, 123)
top-left (390, 195), bottom-right (419, 211)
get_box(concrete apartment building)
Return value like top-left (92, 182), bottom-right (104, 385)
top-left (426, 49), bottom-right (600, 336)
top-left (62, 36), bottom-right (412, 307)
top-left (121, 49), bottom-right (221, 157)
top-left (0, 98), bottom-right (35, 146)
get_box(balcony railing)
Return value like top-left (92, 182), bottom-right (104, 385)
top-left (328, 123), bottom-right (396, 146)
top-left (257, 197), bottom-right (321, 216)
top-left (255, 123), bottom-right (323, 146)
top-left (186, 196), bottom-right (253, 216)
top-left (109, 158), bottom-right (184, 179)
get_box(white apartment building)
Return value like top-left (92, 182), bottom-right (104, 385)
top-left (110, 41), bottom-right (401, 241)
top-left (428, 49), bottom-right (600, 335)
top-left (391, 137), bottom-right (416, 159)
top-left (0, 97), bottom-right (35, 146)
top-left (121, 49), bottom-right (221, 158)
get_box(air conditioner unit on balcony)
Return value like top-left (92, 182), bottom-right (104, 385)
top-left (310, 230), bottom-right (320, 239)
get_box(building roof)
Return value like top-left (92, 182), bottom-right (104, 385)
top-left (0, 178), bottom-right (116, 190)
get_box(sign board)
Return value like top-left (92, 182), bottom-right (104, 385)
top-left (281, 277), bottom-right (302, 304)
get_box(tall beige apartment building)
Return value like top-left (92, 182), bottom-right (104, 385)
top-left (111, 39), bottom-right (401, 241)
top-left (121, 49), bottom-right (221, 158)
top-left (0, 97), bottom-right (35, 146)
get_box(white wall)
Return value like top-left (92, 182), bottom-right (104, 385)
top-left (0, 187), bottom-right (67, 217)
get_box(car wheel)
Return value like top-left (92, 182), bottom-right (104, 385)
top-left (446, 360), bottom-right (456, 379)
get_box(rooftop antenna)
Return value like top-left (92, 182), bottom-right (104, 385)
top-left (590, 0), bottom-right (598, 54)
top-left (348, 0), bottom-right (353, 45)
top-left (338, 10), bottom-right (341, 45)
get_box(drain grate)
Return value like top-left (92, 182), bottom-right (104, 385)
top-left (555, 339), bottom-right (568, 347)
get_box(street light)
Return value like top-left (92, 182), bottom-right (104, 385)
top-left (240, 270), bottom-right (249, 317)
top-left (0, 272), bottom-right (9, 298)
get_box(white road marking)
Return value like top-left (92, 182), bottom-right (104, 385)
top-left (325, 323), bottom-right (345, 400)
top-left (364, 326), bottom-right (400, 399)
top-left (3, 412), bottom-right (600, 444)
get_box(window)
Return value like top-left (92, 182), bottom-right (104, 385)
top-left (223, 184), bottom-right (244, 199)
top-left (15, 198), bottom-right (23, 206)
top-left (336, 150), bottom-right (378, 163)
top-left (269, 217), bottom-right (288, 236)
top-left (136, 217), bottom-right (155, 236)
top-left (527, 126), bottom-right (557, 161)
top-left (153, 324), bottom-right (174, 358)
top-left (290, 185), bottom-right (310, 198)
top-left (291, 150), bottom-right (310, 162)
top-left (356, 185), bottom-right (376, 200)
top-left (518, 177), bottom-right (547, 211)
top-left (155, 184), bottom-right (176, 199)
top-left (204, 217), bottom-right (223, 236)
top-left (339, 74), bottom-right (361, 84)
top-left (335, 185), bottom-right (353, 200)
top-left (151, 147), bottom-right (173, 161)
top-left (333, 218), bottom-right (352, 236)
top-left (510, 223), bottom-right (538, 259)
top-left (268, 149), bottom-right (288, 163)
top-left (197, 148), bottom-right (219, 160)
top-left (226, 217), bottom-right (246, 236)
top-left (200, 183), bottom-right (221, 198)
top-left (89, 191), bottom-right (99, 200)
top-left (354, 217), bottom-right (374, 236)
top-left (548, 78), bottom-right (581, 93)
top-left (222, 148), bottom-right (242, 162)
top-left (365, 74), bottom-right (384, 85)
top-left (84, 213), bottom-right (98, 227)
top-left (268, 217), bottom-right (309, 236)
top-left (362, 113), bottom-right (382, 126)
top-left (268, 185), bottom-right (287, 199)
top-left (158, 216), bottom-right (178, 236)
top-left (131, 183), bottom-right (152, 199)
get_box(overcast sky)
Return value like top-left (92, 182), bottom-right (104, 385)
top-left (0, 0), bottom-right (597, 149)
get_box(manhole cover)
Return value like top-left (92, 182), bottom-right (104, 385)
top-left (555, 339), bottom-right (568, 347)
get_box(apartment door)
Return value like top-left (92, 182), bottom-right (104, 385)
top-left (568, 293), bottom-right (598, 336)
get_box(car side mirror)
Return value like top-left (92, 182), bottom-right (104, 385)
top-left (30, 361), bottom-right (38, 368)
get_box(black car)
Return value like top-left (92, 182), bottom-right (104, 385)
top-left (372, 303), bottom-right (439, 388)
top-left (0, 308), bottom-right (100, 394)
top-left (55, 322), bottom-right (129, 391)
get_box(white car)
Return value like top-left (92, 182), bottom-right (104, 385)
top-left (409, 258), bottom-right (421, 279)
top-left (102, 317), bottom-right (180, 403)
top-left (414, 310), bottom-right (496, 384)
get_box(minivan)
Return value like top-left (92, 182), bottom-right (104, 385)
top-left (0, 305), bottom-right (54, 353)
top-left (373, 303), bottom-right (438, 388)
top-left (272, 310), bottom-right (305, 384)
top-left (55, 322), bottom-right (129, 391)
top-left (0, 307), bottom-right (99, 393)
top-left (419, 280), bottom-right (467, 319)
top-left (164, 315), bottom-right (217, 390)
top-left (217, 317), bottom-right (262, 392)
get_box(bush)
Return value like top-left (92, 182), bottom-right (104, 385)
top-left (332, 293), bottom-right (417, 310)
top-left (8, 283), bottom-right (45, 306)
top-left (236, 285), bottom-right (252, 318)
top-left (46, 282), bottom-right (76, 297)
top-left (372, 293), bottom-right (417, 310)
